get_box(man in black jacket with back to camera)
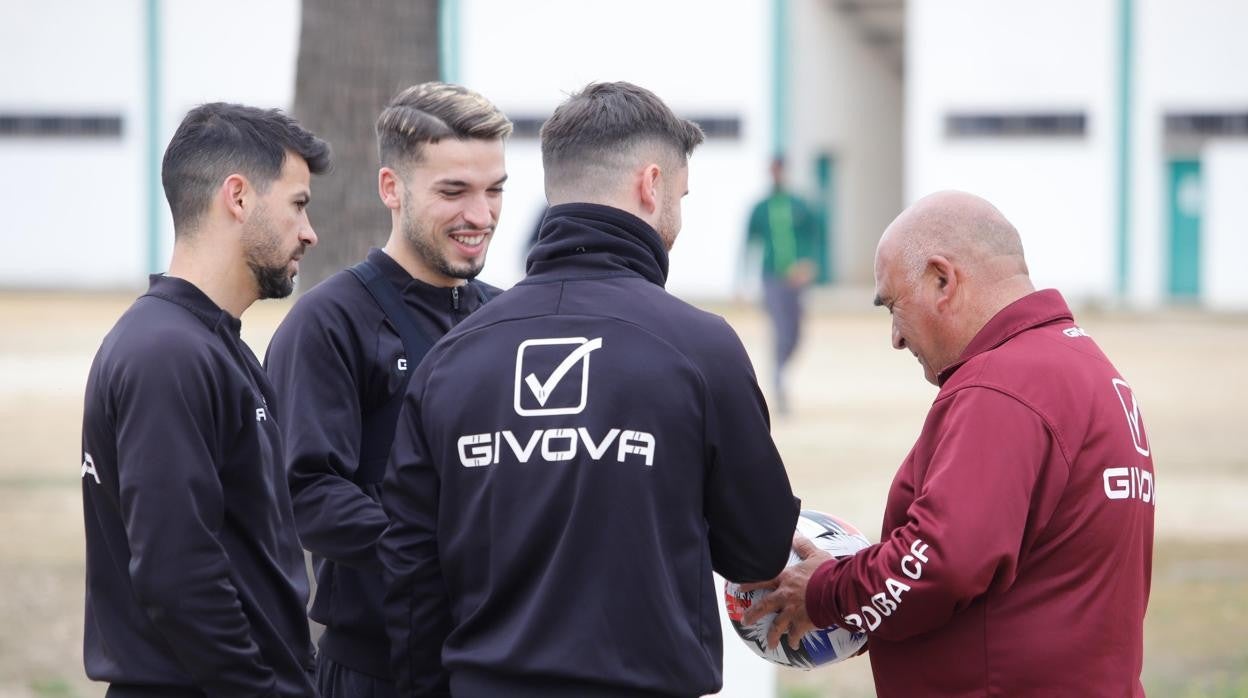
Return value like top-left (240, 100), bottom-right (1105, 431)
top-left (79, 102), bottom-right (329, 697)
top-left (265, 82), bottom-right (511, 698)
top-left (380, 81), bottom-right (800, 697)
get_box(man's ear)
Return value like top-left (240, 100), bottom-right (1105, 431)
top-left (220, 174), bottom-right (250, 223)
top-left (379, 166), bottom-right (403, 211)
top-left (637, 163), bottom-right (662, 216)
top-left (928, 254), bottom-right (958, 310)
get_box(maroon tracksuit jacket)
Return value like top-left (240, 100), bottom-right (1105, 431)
top-left (808, 290), bottom-right (1154, 697)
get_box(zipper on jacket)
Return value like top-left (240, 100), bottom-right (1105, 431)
top-left (451, 285), bottom-right (460, 311)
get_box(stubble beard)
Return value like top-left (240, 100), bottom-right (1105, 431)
top-left (243, 205), bottom-right (299, 300)
top-left (402, 203), bottom-right (486, 281)
top-left (656, 190), bottom-right (680, 252)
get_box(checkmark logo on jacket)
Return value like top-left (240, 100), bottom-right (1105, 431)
top-left (513, 337), bottom-right (604, 416)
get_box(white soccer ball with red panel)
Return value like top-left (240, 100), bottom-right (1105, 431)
top-left (724, 510), bottom-right (871, 669)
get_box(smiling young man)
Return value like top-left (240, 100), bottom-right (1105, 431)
top-left (80, 102), bottom-right (330, 697)
top-left (264, 82), bottom-right (511, 698)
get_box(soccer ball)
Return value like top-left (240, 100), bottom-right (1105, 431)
top-left (724, 510), bottom-right (871, 669)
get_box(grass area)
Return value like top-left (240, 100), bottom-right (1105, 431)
top-left (29, 679), bottom-right (75, 698)
top-left (1144, 541), bottom-right (1248, 697)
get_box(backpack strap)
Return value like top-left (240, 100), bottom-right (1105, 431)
top-left (346, 261), bottom-right (434, 484)
top-left (473, 279), bottom-right (503, 304)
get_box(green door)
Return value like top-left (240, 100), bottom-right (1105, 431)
top-left (1167, 159), bottom-right (1202, 298)
top-left (813, 153), bottom-right (836, 284)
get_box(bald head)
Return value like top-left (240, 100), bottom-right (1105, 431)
top-left (872, 191), bottom-right (1036, 385)
top-left (879, 190), bottom-right (1027, 285)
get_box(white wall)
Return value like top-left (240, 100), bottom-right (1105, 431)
top-left (458, 0), bottom-right (774, 299)
top-left (0, 0), bottom-right (301, 289)
top-left (2, 0), bottom-right (775, 299)
top-left (907, 0), bottom-right (1117, 301)
top-left (1132, 0), bottom-right (1248, 306)
top-left (907, 0), bottom-right (1248, 307)
top-left (2, 0), bottom-right (884, 308)
top-left (0, 1), bottom-right (146, 288)
top-left (789, 0), bottom-right (904, 286)
top-left (156, 1), bottom-right (303, 267)
top-left (1202, 140), bottom-right (1248, 311)
top-left (7, 1), bottom-right (1248, 310)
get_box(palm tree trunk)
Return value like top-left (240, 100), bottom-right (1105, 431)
top-left (292, 0), bottom-right (440, 290)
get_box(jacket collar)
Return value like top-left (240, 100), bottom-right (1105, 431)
top-left (143, 274), bottom-right (241, 335)
top-left (937, 289), bottom-right (1073, 385)
top-left (367, 247), bottom-right (487, 310)
top-left (525, 203), bottom-right (669, 287)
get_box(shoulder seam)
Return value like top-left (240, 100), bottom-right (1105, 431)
top-left (936, 383), bottom-right (1074, 470)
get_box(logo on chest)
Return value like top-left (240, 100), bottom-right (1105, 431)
top-left (1111, 378), bottom-right (1149, 457)
top-left (254, 393), bottom-right (269, 422)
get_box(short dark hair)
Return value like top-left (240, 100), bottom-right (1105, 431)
top-left (540, 81), bottom-right (704, 191)
top-left (161, 102), bottom-right (330, 233)
top-left (376, 82), bottom-right (513, 168)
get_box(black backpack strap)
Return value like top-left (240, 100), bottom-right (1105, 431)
top-left (472, 279), bottom-right (503, 304)
top-left (347, 261), bottom-right (434, 484)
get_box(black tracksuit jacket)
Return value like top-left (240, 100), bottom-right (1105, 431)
top-left (80, 275), bottom-right (315, 697)
top-left (264, 248), bottom-right (496, 680)
top-left (379, 203), bottom-right (799, 697)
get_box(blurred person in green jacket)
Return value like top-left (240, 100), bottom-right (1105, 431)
top-left (744, 156), bottom-right (820, 414)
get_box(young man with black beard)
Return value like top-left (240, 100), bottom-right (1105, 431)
top-left (264, 82), bottom-right (511, 698)
top-left (79, 102), bottom-right (330, 697)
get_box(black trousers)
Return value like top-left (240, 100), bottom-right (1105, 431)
top-left (316, 652), bottom-right (397, 698)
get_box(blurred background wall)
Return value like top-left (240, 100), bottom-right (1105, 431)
top-left (0, 0), bottom-right (897, 300)
top-left (1, 3), bottom-right (1246, 697)
top-left (0, 1), bottom-right (301, 290)
top-left (1, 0), bottom-right (1245, 303)
top-left (909, 0), bottom-right (1248, 309)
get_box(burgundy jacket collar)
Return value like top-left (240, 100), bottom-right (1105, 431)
top-left (937, 289), bottom-right (1073, 386)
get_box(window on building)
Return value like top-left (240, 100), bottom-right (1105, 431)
top-left (945, 112), bottom-right (1086, 139)
top-left (508, 115), bottom-right (741, 140)
top-left (0, 114), bottom-right (123, 139)
top-left (1164, 112), bottom-right (1248, 138)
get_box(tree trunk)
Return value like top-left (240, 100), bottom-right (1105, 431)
top-left (292, 0), bottom-right (440, 290)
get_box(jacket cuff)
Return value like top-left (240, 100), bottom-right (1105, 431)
top-left (806, 557), bottom-right (845, 629)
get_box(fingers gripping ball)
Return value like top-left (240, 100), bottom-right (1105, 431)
top-left (724, 510), bottom-right (871, 669)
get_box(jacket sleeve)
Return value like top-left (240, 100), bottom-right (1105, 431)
top-left (265, 302), bottom-right (390, 567)
top-left (378, 373), bottom-right (451, 696)
top-left (701, 320), bottom-right (800, 583)
top-left (114, 345), bottom-right (277, 697)
top-left (806, 387), bottom-right (1067, 641)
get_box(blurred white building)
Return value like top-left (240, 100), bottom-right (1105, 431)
top-left (0, 1), bottom-right (303, 290)
top-left (908, 0), bottom-right (1248, 309)
top-left (1, 0), bottom-right (1245, 309)
top-left (0, 0), bottom-right (900, 303)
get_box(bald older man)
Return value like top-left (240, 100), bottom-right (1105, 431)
top-left (744, 191), bottom-right (1155, 697)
